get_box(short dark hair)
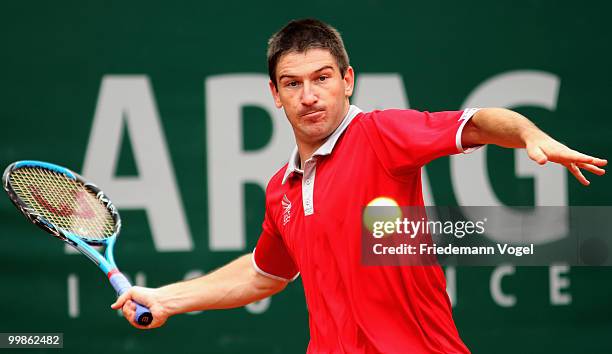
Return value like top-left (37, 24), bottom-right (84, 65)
top-left (267, 18), bottom-right (350, 87)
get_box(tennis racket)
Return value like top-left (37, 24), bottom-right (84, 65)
top-left (2, 160), bottom-right (153, 326)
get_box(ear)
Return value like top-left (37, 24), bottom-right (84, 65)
top-left (343, 66), bottom-right (355, 98)
top-left (269, 80), bottom-right (283, 108)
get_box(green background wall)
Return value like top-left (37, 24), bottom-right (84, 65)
top-left (1, 1), bottom-right (610, 353)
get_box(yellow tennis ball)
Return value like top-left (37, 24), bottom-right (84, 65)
top-left (363, 197), bottom-right (402, 237)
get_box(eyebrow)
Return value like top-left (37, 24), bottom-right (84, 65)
top-left (278, 65), bottom-right (335, 82)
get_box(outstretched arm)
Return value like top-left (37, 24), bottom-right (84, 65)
top-left (111, 253), bottom-right (288, 329)
top-left (462, 108), bottom-right (607, 185)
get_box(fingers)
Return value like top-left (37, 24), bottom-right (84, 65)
top-left (110, 289), bottom-right (148, 328)
top-left (530, 137), bottom-right (607, 167)
top-left (122, 301), bottom-right (166, 329)
top-left (527, 145), bottom-right (548, 165)
top-left (111, 290), bottom-right (131, 310)
top-left (121, 300), bottom-right (150, 329)
top-left (567, 163), bottom-right (590, 186)
top-left (576, 162), bottom-right (606, 176)
top-left (111, 287), bottom-right (167, 329)
top-left (111, 290), bottom-right (139, 328)
top-left (528, 140), bottom-right (607, 185)
top-left (121, 300), bottom-right (135, 323)
top-left (559, 149), bottom-right (607, 166)
top-left (567, 162), bottom-right (606, 186)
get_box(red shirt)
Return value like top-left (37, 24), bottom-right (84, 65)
top-left (253, 106), bottom-right (479, 353)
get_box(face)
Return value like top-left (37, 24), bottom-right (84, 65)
top-left (269, 48), bottom-right (354, 148)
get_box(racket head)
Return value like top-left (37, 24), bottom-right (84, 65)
top-left (2, 160), bottom-right (121, 245)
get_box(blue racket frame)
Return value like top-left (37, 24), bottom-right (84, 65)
top-left (3, 160), bottom-right (152, 326)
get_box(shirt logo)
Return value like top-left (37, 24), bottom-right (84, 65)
top-left (282, 194), bottom-right (292, 226)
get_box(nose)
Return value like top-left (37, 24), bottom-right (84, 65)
top-left (300, 81), bottom-right (318, 106)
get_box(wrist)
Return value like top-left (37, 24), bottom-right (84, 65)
top-left (156, 286), bottom-right (181, 316)
top-left (520, 126), bottom-right (547, 147)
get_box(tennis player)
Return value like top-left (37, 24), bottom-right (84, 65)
top-left (112, 19), bottom-right (607, 353)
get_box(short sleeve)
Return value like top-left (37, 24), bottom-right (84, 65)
top-left (361, 108), bottom-right (481, 175)
top-left (252, 197), bottom-right (299, 282)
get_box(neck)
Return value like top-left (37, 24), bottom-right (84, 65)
top-left (297, 141), bottom-right (321, 170)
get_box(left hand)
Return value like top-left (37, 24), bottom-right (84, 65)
top-left (525, 133), bottom-right (607, 185)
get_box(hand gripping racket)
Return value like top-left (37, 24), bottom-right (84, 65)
top-left (2, 160), bottom-right (153, 326)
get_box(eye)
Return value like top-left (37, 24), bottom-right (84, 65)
top-left (319, 75), bottom-right (328, 82)
top-left (287, 81), bottom-right (298, 87)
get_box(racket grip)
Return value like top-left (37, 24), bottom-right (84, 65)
top-left (109, 272), bottom-right (154, 326)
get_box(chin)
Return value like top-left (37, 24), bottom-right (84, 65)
top-left (301, 125), bottom-right (334, 141)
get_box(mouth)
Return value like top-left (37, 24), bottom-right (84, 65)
top-left (300, 109), bottom-right (326, 120)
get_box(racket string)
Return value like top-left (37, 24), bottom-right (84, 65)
top-left (9, 167), bottom-right (116, 239)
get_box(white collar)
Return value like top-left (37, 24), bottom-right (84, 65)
top-left (282, 105), bottom-right (362, 184)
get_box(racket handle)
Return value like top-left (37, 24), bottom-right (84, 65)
top-left (109, 272), bottom-right (154, 326)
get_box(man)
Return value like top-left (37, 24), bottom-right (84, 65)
top-left (112, 19), bottom-right (607, 353)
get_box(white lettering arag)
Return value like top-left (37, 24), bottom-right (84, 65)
top-left (206, 75), bottom-right (294, 250)
top-left (490, 264), bottom-right (517, 307)
top-left (352, 74), bottom-right (435, 206)
top-left (451, 70), bottom-right (567, 244)
top-left (549, 264), bottom-right (572, 305)
top-left (352, 74), bottom-right (410, 112)
top-left (245, 298), bottom-right (271, 314)
top-left (82, 76), bottom-right (193, 251)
